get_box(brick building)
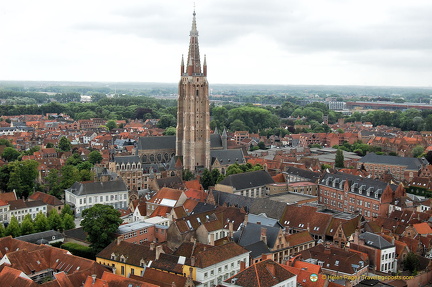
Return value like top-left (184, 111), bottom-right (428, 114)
top-left (319, 172), bottom-right (406, 220)
top-left (357, 152), bottom-right (427, 182)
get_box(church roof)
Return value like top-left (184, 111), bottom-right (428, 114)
top-left (211, 149), bottom-right (245, 165)
top-left (137, 134), bottom-right (223, 151)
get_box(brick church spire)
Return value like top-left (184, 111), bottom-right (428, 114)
top-left (176, 10), bottom-right (210, 171)
top-left (186, 10), bottom-right (202, 76)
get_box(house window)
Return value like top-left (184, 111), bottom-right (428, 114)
top-left (121, 266), bottom-right (125, 275)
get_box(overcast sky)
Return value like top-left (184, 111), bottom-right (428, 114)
top-left (1, 0), bottom-right (432, 87)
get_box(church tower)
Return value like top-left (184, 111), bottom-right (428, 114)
top-left (176, 10), bottom-right (210, 170)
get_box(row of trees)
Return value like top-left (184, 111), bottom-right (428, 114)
top-left (0, 206), bottom-right (75, 238)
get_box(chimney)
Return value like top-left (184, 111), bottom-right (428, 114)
top-left (260, 227), bottom-right (267, 245)
top-left (171, 282), bottom-right (176, 287)
top-left (243, 214), bottom-right (249, 226)
top-left (353, 229), bottom-right (359, 245)
top-left (155, 245), bottom-right (163, 260)
top-left (191, 256), bottom-right (196, 267)
top-left (150, 242), bottom-right (155, 251)
top-left (209, 233), bottom-right (215, 246)
top-left (229, 221), bottom-right (234, 238)
top-left (240, 260), bottom-right (246, 271)
top-left (116, 237), bottom-right (122, 246)
top-left (91, 274), bottom-right (96, 284)
top-left (266, 263), bottom-right (275, 277)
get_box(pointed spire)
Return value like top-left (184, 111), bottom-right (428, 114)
top-left (186, 9), bottom-right (201, 75)
top-left (203, 54), bottom-right (207, 76)
top-left (190, 9), bottom-right (198, 37)
top-left (181, 54), bottom-right (184, 75)
top-left (222, 127), bottom-right (227, 137)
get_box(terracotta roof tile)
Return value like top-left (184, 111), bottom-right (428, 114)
top-left (226, 259), bottom-right (296, 287)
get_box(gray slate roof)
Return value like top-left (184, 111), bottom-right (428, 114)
top-left (320, 172), bottom-right (396, 200)
top-left (211, 149), bottom-right (245, 165)
top-left (15, 230), bottom-right (63, 244)
top-left (218, 170), bottom-right (275, 190)
top-left (211, 190), bottom-right (287, 220)
top-left (285, 166), bottom-right (321, 182)
top-left (359, 152), bottom-right (425, 170)
top-left (114, 155), bottom-right (141, 164)
top-left (234, 223), bottom-right (281, 249)
top-left (243, 241), bottom-right (271, 259)
top-left (66, 180), bottom-right (128, 196)
top-left (359, 231), bottom-right (394, 250)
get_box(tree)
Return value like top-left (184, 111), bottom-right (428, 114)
top-left (2, 147), bottom-right (21, 162)
top-left (163, 126), bottom-right (176, 136)
top-left (412, 145), bottom-right (425, 158)
top-left (88, 150), bottom-right (103, 164)
top-left (61, 204), bottom-right (74, 217)
top-left (21, 214), bottom-right (35, 235)
top-left (182, 169), bottom-right (194, 181)
top-left (106, 120), bottom-right (117, 130)
top-left (402, 252), bottom-right (420, 274)
top-left (0, 223), bottom-right (5, 237)
top-left (62, 213), bottom-right (76, 231)
top-left (7, 160), bottom-right (39, 199)
top-left (257, 141), bottom-right (266, 150)
top-left (81, 204), bottom-right (122, 253)
top-left (200, 169), bottom-right (212, 190)
top-left (58, 136), bottom-right (71, 152)
top-left (34, 212), bottom-right (50, 233)
top-left (335, 149), bottom-right (344, 168)
top-left (44, 169), bottom-right (62, 199)
top-left (46, 142), bottom-right (54, 148)
top-left (60, 165), bottom-right (81, 189)
top-left (48, 209), bottom-right (64, 232)
top-left (5, 216), bottom-right (21, 237)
